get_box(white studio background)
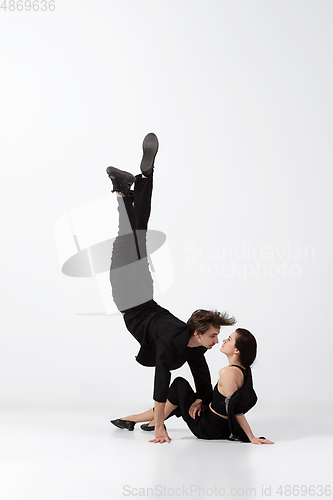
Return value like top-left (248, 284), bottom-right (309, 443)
top-left (0, 0), bottom-right (332, 416)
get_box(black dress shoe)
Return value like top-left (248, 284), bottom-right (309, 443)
top-left (110, 418), bottom-right (136, 431)
top-left (140, 423), bottom-right (167, 432)
top-left (106, 167), bottom-right (135, 195)
top-left (140, 133), bottom-right (159, 176)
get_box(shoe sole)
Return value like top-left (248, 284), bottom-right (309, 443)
top-left (106, 166), bottom-right (135, 184)
top-left (140, 133), bottom-right (159, 176)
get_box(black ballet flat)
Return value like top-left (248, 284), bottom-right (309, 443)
top-left (140, 423), bottom-right (167, 432)
top-left (110, 418), bottom-right (136, 431)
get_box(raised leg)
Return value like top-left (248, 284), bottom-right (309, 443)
top-left (108, 133), bottom-right (158, 312)
top-left (109, 176), bottom-right (154, 312)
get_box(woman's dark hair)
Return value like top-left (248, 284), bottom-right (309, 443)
top-left (235, 328), bottom-right (257, 367)
top-left (187, 309), bottom-right (236, 335)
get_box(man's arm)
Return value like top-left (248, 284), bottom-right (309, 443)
top-left (148, 401), bottom-right (171, 444)
top-left (188, 352), bottom-right (213, 403)
top-left (150, 344), bottom-right (173, 444)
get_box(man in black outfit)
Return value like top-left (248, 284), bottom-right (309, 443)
top-left (107, 133), bottom-right (236, 444)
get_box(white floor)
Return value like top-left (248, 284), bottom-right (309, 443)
top-left (1, 407), bottom-right (332, 500)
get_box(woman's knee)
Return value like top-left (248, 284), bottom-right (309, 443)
top-left (168, 377), bottom-right (185, 405)
top-left (173, 377), bottom-right (191, 390)
top-left (168, 377), bottom-right (191, 400)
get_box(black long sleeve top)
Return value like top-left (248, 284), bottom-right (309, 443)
top-left (123, 300), bottom-right (213, 403)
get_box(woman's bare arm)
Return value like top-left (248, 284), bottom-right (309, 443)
top-left (220, 367), bottom-right (274, 445)
top-left (235, 414), bottom-right (274, 444)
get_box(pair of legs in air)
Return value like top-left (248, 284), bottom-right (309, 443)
top-left (108, 133), bottom-right (157, 312)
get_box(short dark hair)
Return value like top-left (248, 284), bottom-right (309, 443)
top-left (235, 328), bottom-right (257, 367)
top-left (187, 309), bottom-right (236, 335)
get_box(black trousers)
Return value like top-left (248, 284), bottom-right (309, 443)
top-left (167, 377), bottom-right (230, 440)
top-left (110, 174), bottom-right (155, 312)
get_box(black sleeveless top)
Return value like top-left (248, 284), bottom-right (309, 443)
top-left (210, 365), bottom-right (247, 416)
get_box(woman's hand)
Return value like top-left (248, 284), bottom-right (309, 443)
top-left (188, 399), bottom-right (202, 419)
top-left (235, 414), bottom-right (274, 444)
top-left (250, 436), bottom-right (275, 445)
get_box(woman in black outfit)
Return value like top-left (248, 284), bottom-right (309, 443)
top-left (121, 328), bottom-right (274, 444)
